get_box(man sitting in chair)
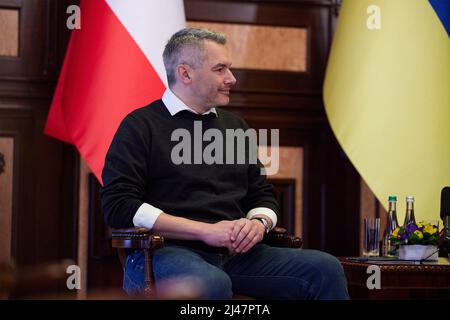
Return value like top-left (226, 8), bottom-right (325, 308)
top-left (101, 28), bottom-right (349, 300)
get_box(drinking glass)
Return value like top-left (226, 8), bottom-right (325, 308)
top-left (363, 218), bottom-right (380, 257)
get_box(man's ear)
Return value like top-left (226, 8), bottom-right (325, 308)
top-left (176, 64), bottom-right (192, 84)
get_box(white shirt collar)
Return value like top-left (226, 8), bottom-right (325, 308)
top-left (162, 88), bottom-right (217, 117)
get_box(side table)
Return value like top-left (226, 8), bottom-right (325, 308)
top-left (339, 257), bottom-right (450, 299)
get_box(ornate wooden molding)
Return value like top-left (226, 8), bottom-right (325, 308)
top-left (341, 259), bottom-right (450, 273)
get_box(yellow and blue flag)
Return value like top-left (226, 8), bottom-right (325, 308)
top-left (324, 0), bottom-right (449, 222)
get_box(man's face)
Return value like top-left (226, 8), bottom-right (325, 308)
top-left (189, 41), bottom-right (237, 108)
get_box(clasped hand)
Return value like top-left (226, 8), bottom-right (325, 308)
top-left (202, 218), bottom-right (266, 255)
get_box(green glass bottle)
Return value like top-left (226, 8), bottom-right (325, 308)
top-left (403, 196), bottom-right (416, 227)
top-left (382, 195), bottom-right (399, 257)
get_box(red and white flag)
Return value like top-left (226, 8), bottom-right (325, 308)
top-left (45, 0), bottom-right (185, 184)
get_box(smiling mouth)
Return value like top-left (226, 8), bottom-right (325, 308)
top-left (219, 90), bottom-right (230, 96)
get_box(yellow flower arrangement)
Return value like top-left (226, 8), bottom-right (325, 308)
top-left (390, 221), bottom-right (439, 245)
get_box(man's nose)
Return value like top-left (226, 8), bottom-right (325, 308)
top-left (225, 69), bottom-right (237, 86)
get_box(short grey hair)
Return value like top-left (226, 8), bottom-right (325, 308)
top-left (163, 28), bottom-right (227, 86)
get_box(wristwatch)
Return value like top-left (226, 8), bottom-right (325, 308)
top-left (253, 217), bottom-right (270, 234)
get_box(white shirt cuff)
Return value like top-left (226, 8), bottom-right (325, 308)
top-left (246, 207), bottom-right (277, 230)
top-left (133, 203), bottom-right (163, 230)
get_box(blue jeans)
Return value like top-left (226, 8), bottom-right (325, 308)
top-left (123, 244), bottom-right (349, 300)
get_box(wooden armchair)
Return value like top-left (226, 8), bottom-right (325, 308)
top-left (111, 227), bottom-right (302, 297)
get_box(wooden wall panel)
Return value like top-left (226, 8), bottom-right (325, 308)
top-left (271, 178), bottom-right (296, 235)
top-left (263, 146), bottom-right (303, 236)
top-left (87, 174), bottom-right (122, 290)
top-left (0, 0), bottom-right (79, 271)
top-left (0, 137), bottom-right (14, 264)
top-left (0, 101), bottom-right (79, 267)
top-left (0, 8), bottom-right (19, 56)
top-left (188, 21), bottom-right (307, 72)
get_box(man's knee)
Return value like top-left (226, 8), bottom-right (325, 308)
top-left (156, 271), bottom-right (233, 300)
top-left (308, 250), bottom-right (349, 299)
top-left (315, 251), bottom-right (345, 278)
top-left (153, 247), bottom-right (233, 299)
top-left (200, 271), bottom-right (233, 300)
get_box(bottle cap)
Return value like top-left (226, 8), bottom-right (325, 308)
top-left (388, 195), bottom-right (397, 201)
top-left (406, 196), bottom-right (414, 202)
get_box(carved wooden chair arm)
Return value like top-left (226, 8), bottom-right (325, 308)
top-left (111, 227), bottom-right (164, 296)
top-left (111, 227), bottom-right (164, 250)
top-left (111, 226), bottom-right (302, 250)
top-left (263, 227), bottom-right (303, 248)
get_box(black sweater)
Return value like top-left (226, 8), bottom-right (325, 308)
top-left (101, 100), bottom-right (279, 230)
